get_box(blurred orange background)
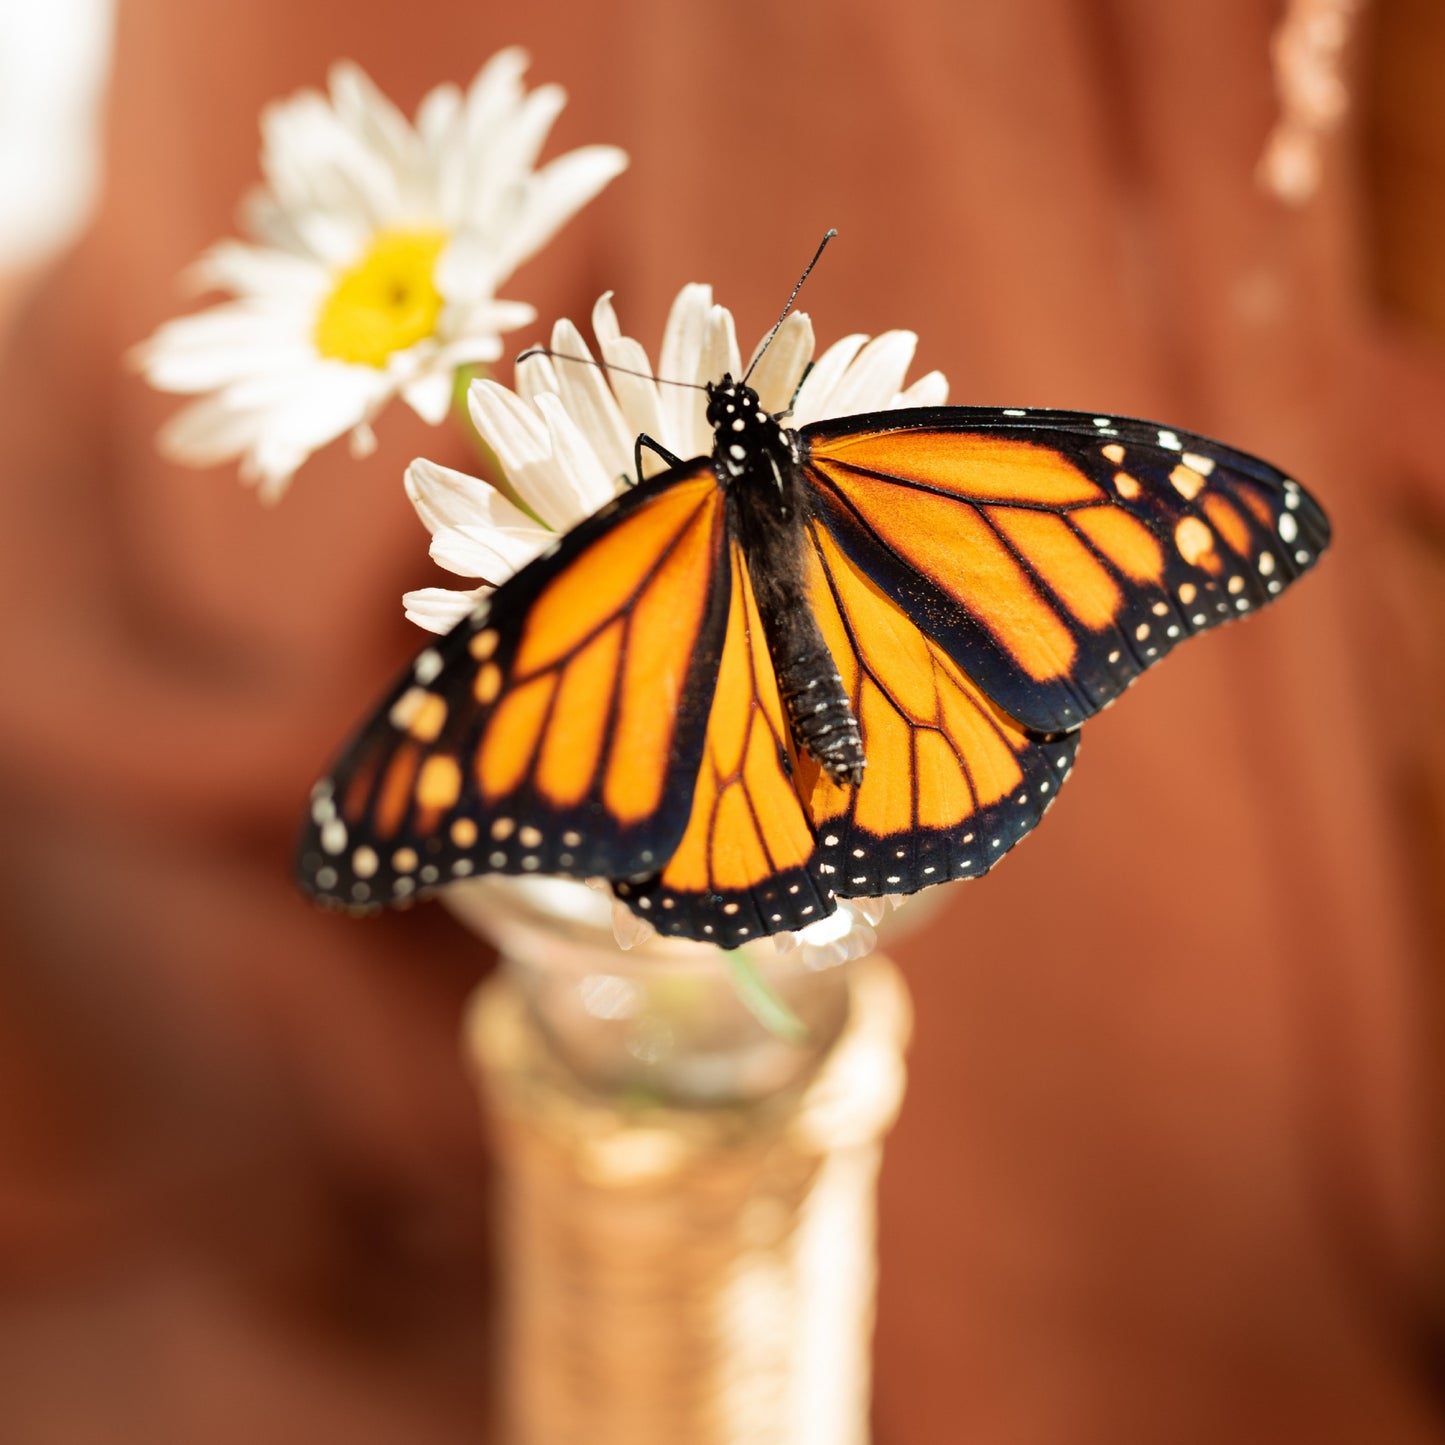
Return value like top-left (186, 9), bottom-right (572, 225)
top-left (3, 0), bottom-right (1445, 1440)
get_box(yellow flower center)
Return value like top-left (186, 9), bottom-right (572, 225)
top-left (314, 228), bottom-right (448, 368)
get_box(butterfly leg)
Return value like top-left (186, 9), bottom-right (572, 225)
top-left (633, 433), bottom-right (687, 486)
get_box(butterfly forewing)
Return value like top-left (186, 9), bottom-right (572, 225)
top-left (801, 407), bottom-right (1331, 734)
top-left (298, 462), bottom-right (731, 910)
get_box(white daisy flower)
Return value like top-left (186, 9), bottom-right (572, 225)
top-left (405, 281), bottom-right (947, 958)
top-left (402, 280), bottom-right (949, 630)
top-left (133, 48), bottom-right (627, 501)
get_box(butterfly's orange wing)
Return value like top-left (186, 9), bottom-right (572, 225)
top-left (792, 518), bottom-right (1079, 898)
top-left (615, 537), bottom-right (833, 947)
top-left (297, 463), bottom-right (731, 909)
top-left (802, 408), bottom-right (1330, 733)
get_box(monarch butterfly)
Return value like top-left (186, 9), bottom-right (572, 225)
top-left (297, 306), bottom-right (1329, 948)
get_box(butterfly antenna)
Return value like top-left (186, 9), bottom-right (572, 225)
top-left (742, 228), bottom-right (838, 385)
top-left (513, 347), bottom-right (708, 392)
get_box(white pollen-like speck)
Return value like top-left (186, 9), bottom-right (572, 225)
top-left (315, 866), bottom-right (338, 890)
top-left (738, 928), bottom-right (750, 936)
top-left (1268, 580), bottom-right (1282, 594)
top-left (1040, 781), bottom-right (1050, 793)
top-left (352, 846), bottom-right (379, 879)
top-left (851, 876), bottom-right (867, 884)
top-left (729, 443), bottom-right (746, 460)
top-left (824, 834), bottom-right (839, 846)
top-left (1167, 625), bottom-right (1180, 638)
top-left (1003, 408), bottom-right (1027, 416)
top-left (1228, 575), bottom-right (1245, 594)
top-left (886, 875), bottom-right (901, 885)
top-left (453, 859), bottom-right (473, 877)
top-left (1146, 646), bottom-right (1158, 656)
top-left (1235, 598), bottom-right (1250, 610)
top-left (311, 797), bottom-right (336, 825)
top-left (1108, 650), bottom-right (1121, 664)
top-left (1278, 512), bottom-right (1299, 543)
top-left (802, 906), bottom-right (815, 916)
top-left (1056, 756), bottom-right (1068, 769)
top-left (1295, 549), bottom-right (1310, 564)
top-left (414, 648), bottom-right (443, 685)
top-left (852, 848), bottom-right (865, 858)
top-left (1135, 623), bottom-right (1150, 641)
top-left (1158, 429), bottom-right (1182, 450)
top-left (991, 838), bottom-right (1001, 848)
top-left (771, 913), bottom-right (781, 922)
top-left (420, 865), bottom-right (439, 883)
top-left (732, 418), bottom-right (745, 431)
top-left (963, 833), bottom-right (975, 843)
top-left (703, 925), bottom-right (714, 934)
top-left (820, 864), bottom-right (835, 875)
top-left (1193, 612), bottom-right (1207, 625)
top-left (489, 851), bottom-right (506, 867)
top-left (520, 856), bottom-right (540, 871)
top-left (924, 866), bottom-right (935, 874)
top-left (1016, 793), bottom-right (1027, 804)
top-left (1259, 552), bottom-right (1275, 575)
top-left (1152, 601), bottom-right (1169, 616)
top-left (1093, 417), bottom-right (1111, 428)
top-left (788, 884), bottom-right (800, 894)
top-left (639, 898), bottom-right (652, 909)
top-left (518, 825), bottom-right (542, 848)
top-left (321, 819), bottom-right (347, 855)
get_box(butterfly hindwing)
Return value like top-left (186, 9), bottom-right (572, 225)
top-left (801, 406), bottom-right (1331, 734)
top-left (615, 537), bottom-right (834, 947)
top-left (297, 462), bottom-right (731, 909)
top-left (795, 517), bottom-right (1079, 898)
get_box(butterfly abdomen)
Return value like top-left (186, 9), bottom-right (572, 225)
top-left (716, 378), bottom-right (865, 789)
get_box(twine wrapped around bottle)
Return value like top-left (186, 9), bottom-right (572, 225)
top-left (464, 941), bottom-right (911, 1445)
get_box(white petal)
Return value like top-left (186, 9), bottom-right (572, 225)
top-left (399, 368), bottom-right (455, 425)
top-left (488, 145), bottom-right (629, 278)
top-left (133, 304), bottom-right (313, 392)
top-left (431, 521), bottom-right (550, 582)
top-left (186, 241), bottom-right (328, 304)
top-left (468, 379), bottom-right (606, 529)
top-left (403, 585), bottom-right (490, 633)
top-left (789, 333), bottom-right (867, 427)
top-left (746, 311), bottom-right (813, 417)
top-left (821, 331), bottom-right (919, 418)
top-left (549, 317), bottom-right (634, 486)
top-left (658, 283), bottom-right (713, 454)
top-left (592, 292), bottom-right (668, 476)
top-left (404, 455), bottom-right (544, 534)
top-left (894, 369), bottom-right (949, 409)
top-left (535, 392), bottom-right (618, 522)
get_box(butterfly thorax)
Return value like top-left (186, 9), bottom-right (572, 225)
top-left (706, 376), bottom-right (865, 788)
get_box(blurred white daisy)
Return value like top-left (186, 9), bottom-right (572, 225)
top-left (402, 280), bottom-right (949, 631)
top-left (404, 280), bottom-right (947, 958)
top-left (133, 48), bottom-right (627, 501)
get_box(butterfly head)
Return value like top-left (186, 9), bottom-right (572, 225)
top-left (705, 374), bottom-right (796, 495)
